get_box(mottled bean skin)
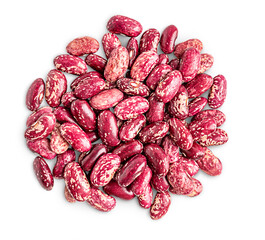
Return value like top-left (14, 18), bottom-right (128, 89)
top-left (54, 54), bottom-right (87, 75)
top-left (114, 96), bottom-right (149, 120)
top-left (64, 186), bottom-right (76, 203)
top-left (53, 106), bottom-right (76, 124)
top-left (116, 154), bottom-right (147, 187)
top-left (129, 166), bottom-right (152, 196)
top-left (116, 78), bottom-right (150, 97)
top-left (87, 186), bottom-right (116, 212)
top-left (146, 93), bottom-right (165, 123)
top-left (66, 36), bottom-right (99, 56)
top-left (187, 178), bottom-right (203, 197)
top-left (86, 131), bottom-right (99, 143)
top-left (64, 162), bottom-right (91, 201)
top-left (150, 191), bottom-right (171, 220)
top-left (61, 92), bottom-right (77, 108)
top-left (162, 136), bottom-right (179, 163)
top-left (155, 70), bottom-right (182, 103)
top-left (26, 78), bottom-right (45, 111)
top-left (45, 69), bottom-right (67, 108)
top-left (50, 123), bottom-right (69, 154)
top-left (119, 114), bottom-right (146, 141)
top-left (138, 184), bottom-right (153, 209)
top-left (90, 153), bottom-right (121, 187)
top-left (70, 71), bottom-right (103, 90)
top-left (144, 143), bottom-right (169, 177)
top-left (27, 138), bottom-right (56, 160)
top-left (186, 73), bottom-right (213, 98)
top-left (139, 28), bottom-right (160, 53)
top-left (33, 156), bottom-right (54, 191)
top-left (131, 51), bottom-right (159, 81)
top-left (198, 53), bottom-right (214, 74)
top-left (60, 122), bottom-right (92, 152)
top-left (169, 85), bottom-right (189, 120)
top-left (127, 37), bottom-right (139, 67)
top-left (158, 54), bottom-right (169, 65)
top-left (168, 118), bottom-right (193, 150)
top-left (26, 107), bottom-right (53, 127)
top-left (89, 89), bottom-right (124, 110)
top-left (188, 118), bottom-right (216, 141)
top-left (103, 180), bottom-right (135, 200)
top-left (167, 162), bottom-right (194, 195)
top-left (146, 64), bottom-right (172, 90)
top-left (102, 33), bottom-right (122, 59)
top-left (181, 141), bottom-right (206, 160)
top-left (97, 110), bottom-right (120, 147)
top-left (197, 128), bottom-right (228, 146)
top-left (179, 48), bottom-right (201, 82)
top-left (179, 156), bottom-right (200, 177)
top-left (107, 15), bottom-right (143, 37)
top-left (188, 97), bottom-right (208, 117)
top-left (139, 121), bottom-right (169, 143)
top-left (160, 25), bottom-right (178, 54)
top-left (79, 144), bottom-right (107, 172)
top-left (70, 100), bottom-right (96, 132)
top-left (192, 109), bottom-right (226, 127)
top-left (74, 77), bottom-right (105, 99)
top-left (25, 112), bottom-right (56, 141)
top-left (85, 54), bottom-right (107, 74)
top-left (208, 75), bottom-right (227, 109)
top-left (53, 149), bottom-right (76, 179)
top-left (104, 46), bottom-right (129, 83)
top-left (151, 174), bottom-right (169, 193)
top-left (112, 140), bottom-right (143, 162)
top-left (174, 38), bottom-right (203, 58)
top-left (196, 148), bottom-right (222, 176)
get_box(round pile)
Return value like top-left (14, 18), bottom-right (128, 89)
top-left (25, 15), bottom-right (228, 220)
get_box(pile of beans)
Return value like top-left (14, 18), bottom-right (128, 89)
top-left (25, 15), bottom-right (228, 220)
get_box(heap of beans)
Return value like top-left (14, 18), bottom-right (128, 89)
top-left (25, 15), bottom-right (228, 220)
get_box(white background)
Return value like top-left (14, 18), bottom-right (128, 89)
top-left (1, 0), bottom-right (265, 239)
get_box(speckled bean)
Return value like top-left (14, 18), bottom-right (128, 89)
top-left (112, 140), bottom-right (143, 162)
top-left (144, 143), bottom-right (169, 177)
top-left (116, 154), bottom-right (147, 187)
top-left (53, 149), bottom-right (76, 179)
top-left (79, 144), bottom-right (107, 172)
top-left (160, 25), bottom-right (178, 54)
top-left (114, 96), bottom-right (149, 120)
top-left (64, 162), bottom-right (91, 201)
top-left (26, 78), bottom-right (45, 111)
top-left (97, 110), bottom-right (120, 147)
top-left (168, 118), bottom-right (193, 150)
top-left (90, 153), bottom-right (121, 187)
top-left (155, 70), bottom-right (182, 103)
top-left (27, 138), bottom-right (56, 160)
top-left (139, 121), bottom-right (169, 143)
top-left (25, 112), bottom-right (56, 140)
top-left (131, 51), bottom-right (159, 81)
top-left (66, 36), bottom-right (99, 56)
top-left (54, 54), bottom-right (87, 75)
top-left (208, 75), bottom-right (227, 109)
top-left (33, 156), bottom-right (54, 191)
top-left (104, 46), bottom-right (129, 83)
top-left (139, 28), bottom-right (160, 53)
top-left (87, 186), bottom-right (116, 212)
top-left (107, 15), bottom-right (143, 37)
top-left (116, 78), bottom-right (150, 97)
top-left (150, 191), bottom-right (171, 220)
top-left (60, 122), bottom-right (92, 152)
top-left (146, 64), bottom-right (172, 90)
top-left (89, 89), bottom-right (124, 110)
